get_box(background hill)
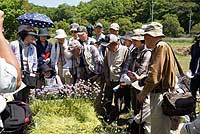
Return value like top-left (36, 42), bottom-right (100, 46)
top-left (1, 0), bottom-right (200, 40)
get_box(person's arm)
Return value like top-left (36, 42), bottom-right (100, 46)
top-left (90, 45), bottom-right (103, 74)
top-left (55, 75), bottom-right (63, 87)
top-left (121, 48), bottom-right (130, 74)
top-left (103, 49), bottom-right (110, 86)
top-left (0, 10), bottom-right (21, 89)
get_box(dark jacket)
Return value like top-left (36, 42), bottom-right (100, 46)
top-left (190, 42), bottom-right (200, 75)
top-left (36, 40), bottom-right (52, 67)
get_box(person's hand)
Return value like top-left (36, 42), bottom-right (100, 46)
top-left (65, 69), bottom-right (72, 78)
top-left (137, 92), bottom-right (146, 103)
top-left (128, 71), bottom-right (137, 81)
top-left (120, 82), bottom-right (126, 88)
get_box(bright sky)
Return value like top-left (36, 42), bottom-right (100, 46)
top-left (29, 0), bottom-right (91, 7)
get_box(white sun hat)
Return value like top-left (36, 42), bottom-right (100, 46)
top-left (55, 29), bottom-right (67, 39)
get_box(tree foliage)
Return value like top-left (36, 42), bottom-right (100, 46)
top-left (162, 14), bottom-right (184, 37)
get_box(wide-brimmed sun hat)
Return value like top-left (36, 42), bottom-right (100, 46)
top-left (38, 29), bottom-right (50, 39)
top-left (144, 22), bottom-right (165, 37)
top-left (55, 29), bottom-right (67, 39)
top-left (122, 31), bottom-right (133, 41)
top-left (17, 25), bottom-right (33, 33)
top-left (131, 29), bottom-right (145, 41)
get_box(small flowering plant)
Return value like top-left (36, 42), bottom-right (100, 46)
top-left (30, 79), bottom-right (101, 100)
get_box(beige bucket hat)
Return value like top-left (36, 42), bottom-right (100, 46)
top-left (144, 22), bottom-right (165, 37)
top-left (131, 29), bottom-right (145, 41)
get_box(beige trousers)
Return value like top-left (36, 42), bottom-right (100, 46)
top-left (150, 93), bottom-right (171, 134)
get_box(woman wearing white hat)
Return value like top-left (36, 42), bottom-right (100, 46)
top-left (50, 29), bottom-right (69, 83)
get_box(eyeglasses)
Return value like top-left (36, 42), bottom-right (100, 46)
top-left (71, 31), bottom-right (77, 33)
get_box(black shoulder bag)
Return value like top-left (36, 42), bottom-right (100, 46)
top-left (161, 45), bottom-right (195, 116)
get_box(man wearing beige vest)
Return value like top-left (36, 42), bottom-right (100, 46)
top-left (137, 22), bottom-right (176, 134)
top-left (103, 34), bottom-right (129, 123)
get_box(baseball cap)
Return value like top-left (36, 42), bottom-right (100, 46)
top-left (70, 23), bottom-right (79, 31)
top-left (110, 23), bottom-right (120, 31)
top-left (94, 22), bottom-right (103, 28)
top-left (77, 26), bottom-right (87, 35)
top-left (102, 34), bottom-right (119, 47)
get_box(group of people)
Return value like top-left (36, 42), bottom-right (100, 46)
top-left (0, 8), bottom-right (200, 133)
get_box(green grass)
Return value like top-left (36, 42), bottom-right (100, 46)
top-left (176, 54), bottom-right (191, 72)
top-left (28, 99), bottom-right (101, 134)
top-left (164, 38), bottom-right (193, 48)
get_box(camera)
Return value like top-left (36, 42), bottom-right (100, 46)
top-left (95, 34), bottom-right (110, 46)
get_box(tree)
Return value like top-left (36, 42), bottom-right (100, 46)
top-left (162, 14), bottom-right (184, 37)
top-left (53, 19), bottom-right (70, 35)
top-left (0, 0), bottom-right (26, 40)
top-left (191, 23), bottom-right (200, 34)
top-left (116, 18), bottom-right (133, 35)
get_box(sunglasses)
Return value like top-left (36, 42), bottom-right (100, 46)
top-left (71, 31), bottom-right (77, 33)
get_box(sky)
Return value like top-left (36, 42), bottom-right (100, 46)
top-left (29, 0), bottom-right (91, 7)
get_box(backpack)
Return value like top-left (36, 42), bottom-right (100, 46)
top-left (0, 101), bottom-right (32, 133)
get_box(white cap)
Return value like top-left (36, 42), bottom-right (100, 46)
top-left (110, 23), bottom-right (119, 31)
top-left (55, 29), bottom-right (67, 39)
top-left (102, 34), bottom-right (119, 47)
top-left (95, 22), bottom-right (103, 28)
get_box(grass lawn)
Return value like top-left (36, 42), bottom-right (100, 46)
top-left (28, 99), bottom-right (101, 134)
